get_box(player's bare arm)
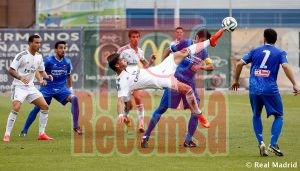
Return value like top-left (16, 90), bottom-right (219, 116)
top-left (8, 67), bottom-right (29, 84)
top-left (35, 71), bottom-right (47, 86)
top-left (39, 70), bottom-right (53, 81)
top-left (191, 58), bottom-right (214, 71)
top-left (117, 97), bottom-right (131, 124)
top-left (162, 48), bottom-right (171, 60)
top-left (140, 54), bottom-right (156, 68)
top-left (231, 60), bottom-right (246, 91)
top-left (281, 63), bottom-right (300, 95)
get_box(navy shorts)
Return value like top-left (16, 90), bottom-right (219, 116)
top-left (40, 87), bottom-right (72, 105)
top-left (249, 93), bottom-right (283, 117)
top-left (159, 82), bottom-right (200, 109)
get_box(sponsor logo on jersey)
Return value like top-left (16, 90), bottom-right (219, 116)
top-left (254, 69), bottom-right (270, 77)
top-left (51, 69), bottom-right (67, 76)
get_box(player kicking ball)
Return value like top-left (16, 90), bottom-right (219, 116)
top-left (3, 35), bottom-right (53, 142)
top-left (19, 41), bottom-right (83, 138)
top-left (107, 28), bottom-right (225, 147)
top-left (141, 29), bottom-right (215, 148)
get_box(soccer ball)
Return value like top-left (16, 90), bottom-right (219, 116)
top-left (222, 17), bottom-right (238, 32)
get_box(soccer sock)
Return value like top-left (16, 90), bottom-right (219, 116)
top-left (22, 106), bottom-right (40, 133)
top-left (136, 104), bottom-right (144, 121)
top-left (187, 40), bottom-right (210, 55)
top-left (5, 111), bottom-right (18, 136)
top-left (185, 90), bottom-right (202, 114)
top-left (71, 96), bottom-right (79, 129)
top-left (252, 114), bottom-right (264, 144)
top-left (270, 116), bottom-right (283, 146)
top-left (144, 106), bottom-right (167, 137)
top-left (39, 110), bottom-right (48, 135)
top-left (185, 114), bottom-right (199, 142)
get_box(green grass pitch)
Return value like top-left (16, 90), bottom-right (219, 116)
top-left (0, 92), bottom-right (299, 171)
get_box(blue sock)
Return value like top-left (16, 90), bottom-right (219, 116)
top-left (71, 96), bottom-right (79, 129)
top-left (22, 106), bottom-right (40, 133)
top-left (185, 114), bottom-right (198, 142)
top-left (144, 106), bottom-right (167, 137)
top-left (270, 116), bottom-right (283, 146)
top-left (252, 114), bottom-right (264, 144)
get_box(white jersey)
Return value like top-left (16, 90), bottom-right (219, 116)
top-left (170, 39), bottom-right (179, 46)
top-left (10, 50), bottom-right (45, 86)
top-left (117, 44), bottom-right (145, 72)
top-left (116, 54), bottom-right (178, 100)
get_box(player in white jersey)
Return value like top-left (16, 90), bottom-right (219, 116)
top-left (3, 35), bottom-right (54, 142)
top-left (117, 29), bottom-right (156, 133)
top-left (108, 28), bottom-right (225, 133)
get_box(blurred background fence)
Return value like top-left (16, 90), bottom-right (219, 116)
top-left (0, 0), bottom-right (299, 91)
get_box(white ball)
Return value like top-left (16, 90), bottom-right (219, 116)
top-left (222, 17), bottom-right (238, 32)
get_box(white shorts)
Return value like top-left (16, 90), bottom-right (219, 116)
top-left (11, 85), bottom-right (43, 103)
top-left (135, 54), bottom-right (179, 91)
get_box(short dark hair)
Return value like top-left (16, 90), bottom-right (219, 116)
top-left (175, 26), bottom-right (184, 31)
top-left (55, 41), bottom-right (66, 49)
top-left (28, 34), bottom-right (40, 43)
top-left (107, 53), bottom-right (121, 72)
top-left (128, 29), bottom-right (140, 38)
top-left (264, 28), bottom-right (277, 44)
top-left (197, 29), bottom-right (211, 40)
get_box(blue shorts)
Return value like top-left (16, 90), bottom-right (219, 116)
top-left (249, 93), bottom-right (283, 117)
top-left (159, 82), bottom-right (200, 109)
top-left (40, 86), bottom-right (72, 105)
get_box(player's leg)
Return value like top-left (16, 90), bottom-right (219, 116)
top-left (250, 94), bottom-right (264, 143)
top-left (132, 90), bottom-right (145, 133)
top-left (21, 93), bottom-right (52, 136)
top-left (172, 28), bottom-right (225, 64)
top-left (29, 89), bottom-right (53, 140)
top-left (141, 90), bottom-right (171, 148)
top-left (21, 106), bottom-right (40, 136)
top-left (57, 87), bottom-right (82, 135)
top-left (263, 94), bottom-right (284, 156)
top-left (3, 86), bottom-right (27, 142)
top-left (183, 84), bottom-right (200, 147)
top-left (249, 94), bottom-right (267, 156)
top-left (175, 80), bottom-right (210, 128)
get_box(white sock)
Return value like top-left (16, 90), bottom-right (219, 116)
top-left (187, 39), bottom-right (210, 55)
top-left (137, 104), bottom-right (144, 121)
top-left (5, 111), bottom-right (18, 136)
top-left (185, 90), bottom-right (202, 114)
top-left (39, 110), bottom-right (48, 135)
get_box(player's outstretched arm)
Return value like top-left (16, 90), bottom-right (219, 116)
top-left (282, 64), bottom-right (300, 95)
top-left (231, 60), bottom-right (246, 91)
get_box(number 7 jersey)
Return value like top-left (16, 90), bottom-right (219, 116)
top-left (242, 44), bottom-right (288, 95)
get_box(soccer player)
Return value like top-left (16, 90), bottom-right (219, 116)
top-left (162, 27), bottom-right (185, 59)
top-left (117, 29), bottom-right (156, 133)
top-left (231, 28), bottom-right (300, 156)
top-left (108, 28), bottom-right (224, 147)
top-left (172, 26), bottom-right (185, 45)
top-left (19, 41), bottom-right (82, 137)
top-left (3, 34), bottom-right (53, 142)
top-left (141, 29), bottom-right (214, 148)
